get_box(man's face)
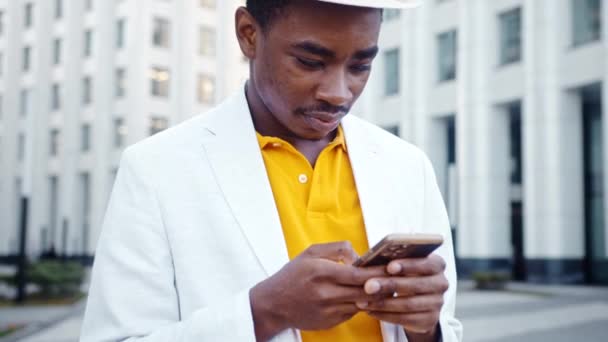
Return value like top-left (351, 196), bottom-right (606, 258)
top-left (250, 1), bottom-right (382, 140)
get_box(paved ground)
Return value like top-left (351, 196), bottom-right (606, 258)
top-left (1, 281), bottom-right (607, 341)
top-left (456, 281), bottom-right (608, 342)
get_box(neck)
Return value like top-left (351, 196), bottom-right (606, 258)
top-left (245, 81), bottom-right (337, 143)
top-left (244, 81), bottom-right (337, 166)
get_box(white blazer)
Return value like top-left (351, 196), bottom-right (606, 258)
top-left (80, 87), bottom-right (463, 342)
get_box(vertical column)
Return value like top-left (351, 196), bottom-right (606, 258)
top-left (411, 0), bottom-right (431, 150)
top-left (0, 1), bottom-right (21, 254)
top-left (523, 0), bottom-right (584, 283)
top-left (28, 0), bottom-right (54, 258)
top-left (456, 0), bottom-right (476, 262)
top-left (60, 0), bottom-right (85, 257)
top-left (88, 0), bottom-right (115, 258)
top-left (458, 0), bottom-right (511, 273)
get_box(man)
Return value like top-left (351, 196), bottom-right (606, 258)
top-left (81, 0), bottom-right (462, 341)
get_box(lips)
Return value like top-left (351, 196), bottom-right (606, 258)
top-left (307, 112), bottom-right (341, 123)
top-left (304, 111), bottom-right (343, 132)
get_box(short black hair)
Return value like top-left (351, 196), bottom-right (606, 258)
top-left (246, 0), bottom-right (293, 30)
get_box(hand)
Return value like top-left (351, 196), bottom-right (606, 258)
top-left (356, 254), bottom-right (448, 337)
top-left (250, 241), bottom-right (387, 341)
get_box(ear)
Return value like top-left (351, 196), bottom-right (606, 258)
top-left (235, 7), bottom-right (259, 60)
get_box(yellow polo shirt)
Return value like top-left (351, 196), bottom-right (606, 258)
top-left (256, 126), bottom-right (383, 342)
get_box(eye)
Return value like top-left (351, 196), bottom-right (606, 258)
top-left (350, 64), bottom-right (372, 73)
top-left (296, 57), bottom-right (324, 69)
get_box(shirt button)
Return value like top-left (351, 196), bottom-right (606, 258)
top-left (298, 174), bottom-right (308, 184)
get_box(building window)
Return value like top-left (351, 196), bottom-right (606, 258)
top-left (384, 48), bottom-right (400, 96)
top-left (113, 117), bottom-right (126, 147)
top-left (149, 116), bottom-right (168, 136)
top-left (438, 30), bottom-right (457, 82)
top-left (509, 102), bottom-right (522, 184)
top-left (50, 129), bottom-right (60, 156)
top-left (117, 19), bottom-right (126, 48)
top-left (200, 0), bottom-right (216, 8)
top-left (81, 124), bottom-right (91, 152)
top-left (116, 68), bottom-right (126, 97)
top-left (150, 67), bottom-right (170, 97)
top-left (0, 11), bottom-right (4, 36)
top-left (152, 18), bottom-right (170, 48)
top-left (18, 134), bottom-right (25, 161)
top-left (51, 84), bottom-right (61, 110)
top-left (83, 77), bottom-right (92, 104)
top-left (499, 8), bottom-right (522, 65)
top-left (20, 89), bottom-right (29, 116)
top-left (84, 30), bottom-right (93, 57)
top-left (197, 74), bottom-right (215, 104)
top-left (53, 38), bottom-right (62, 65)
top-left (383, 9), bottom-right (401, 21)
top-left (85, 0), bottom-right (93, 11)
top-left (55, 0), bottom-right (63, 19)
top-left (23, 46), bottom-right (31, 71)
top-left (572, 0), bottom-right (602, 46)
top-left (24, 3), bottom-right (33, 28)
top-left (199, 26), bottom-right (215, 57)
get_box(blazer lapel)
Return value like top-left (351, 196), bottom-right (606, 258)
top-left (342, 116), bottom-right (407, 342)
top-left (199, 89), bottom-right (289, 276)
top-left (341, 116), bottom-right (396, 248)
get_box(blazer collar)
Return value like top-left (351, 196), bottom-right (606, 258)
top-left (200, 87), bottom-right (289, 276)
top-left (199, 86), bottom-right (396, 273)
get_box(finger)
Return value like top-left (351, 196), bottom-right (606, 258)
top-left (356, 294), bottom-right (444, 313)
top-left (363, 274), bottom-right (449, 297)
top-left (328, 264), bottom-right (387, 286)
top-left (323, 302), bottom-right (360, 317)
top-left (304, 241), bottom-right (359, 264)
top-left (386, 254), bottom-right (446, 276)
top-left (314, 284), bottom-right (369, 304)
top-left (366, 311), bottom-right (439, 334)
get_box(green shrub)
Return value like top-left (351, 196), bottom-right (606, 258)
top-left (0, 273), bottom-right (16, 286)
top-left (27, 261), bottom-right (84, 298)
top-left (472, 271), bottom-right (511, 290)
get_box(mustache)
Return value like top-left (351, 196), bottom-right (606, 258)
top-left (295, 103), bottom-right (350, 116)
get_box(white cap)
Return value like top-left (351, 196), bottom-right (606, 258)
top-left (317, 0), bottom-right (420, 9)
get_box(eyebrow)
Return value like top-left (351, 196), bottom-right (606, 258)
top-left (292, 41), bottom-right (379, 60)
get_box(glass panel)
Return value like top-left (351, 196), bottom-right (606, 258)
top-left (499, 8), bottom-right (522, 65)
top-left (438, 30), bottom-right (457, 82)
top-left (572, 0), bottom-right (602, 46)
top-left (384, 48), bottom-right (400, 95)
top-left (199, 27), bottom-right (216, 57)
top-left (582, 83), bottom-right (606, 284)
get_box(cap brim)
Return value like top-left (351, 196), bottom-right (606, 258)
top-left (317, 0), bottom-right (420, 9)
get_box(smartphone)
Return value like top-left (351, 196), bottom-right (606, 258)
top-left (353, 233), bottom-right (444, 267)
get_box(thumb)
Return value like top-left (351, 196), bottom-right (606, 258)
top-left (303, 241), bottom-right (359, 264)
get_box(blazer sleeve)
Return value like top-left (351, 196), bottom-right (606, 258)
top-left (420, 154), bottom-right (463, 342)
top-left (80, 148), bottom-right (259, 341)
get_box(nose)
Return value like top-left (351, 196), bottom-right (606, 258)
top-left (315, 69), bottom-right (353, 108)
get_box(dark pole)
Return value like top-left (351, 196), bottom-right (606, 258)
top-left (62, 218), bottom-right (68, 260)
top-left (15, 196), bottom-right (29, 303)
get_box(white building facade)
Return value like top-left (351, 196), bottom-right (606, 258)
top-left (1, 0), bottom-right (606, 285)
top-left (355, 0), bottom-right (607, 284)
top-left (0, 0), bottom-right (247, 261)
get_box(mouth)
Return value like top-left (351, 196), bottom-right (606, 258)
top-left (304, 111), bottom-right (343, 132)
